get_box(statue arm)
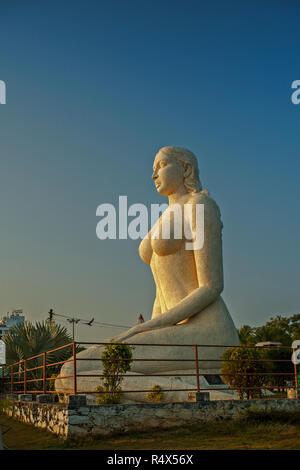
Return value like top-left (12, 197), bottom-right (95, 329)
top-left (151, 294), bottom-right (162, 319)
top-left (112, 197), bottom-right (224, 342)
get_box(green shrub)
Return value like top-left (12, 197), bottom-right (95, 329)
top-left (95, 384), bottom-right (122, 404)
top-left (221, 346), bottom-right (270, 400)
top-left (147, 385), bottom-right (164, 403)
top-left (96, 343), bottom-right (134, 404)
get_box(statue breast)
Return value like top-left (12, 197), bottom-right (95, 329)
top-left (139, 211), bottom-right (185, 263)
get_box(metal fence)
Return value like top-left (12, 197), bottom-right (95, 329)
top-left (1, 341), bottom-right (299, 399)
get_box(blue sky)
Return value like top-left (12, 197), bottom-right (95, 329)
top-left (0, 0), bottom-right (300, 341)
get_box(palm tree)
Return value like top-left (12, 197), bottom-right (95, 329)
top-left (3, 321), bottom-right (79, 391)
top-left (238, 325), bottom-right (256, 345)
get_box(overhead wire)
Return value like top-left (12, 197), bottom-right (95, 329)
top-left (49, 311), bottom-right (131, 330)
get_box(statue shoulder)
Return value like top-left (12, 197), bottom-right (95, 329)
top-left (187, 191), bottom-right (218, 210)
top-left (186, 191), bottom-right (223, 227)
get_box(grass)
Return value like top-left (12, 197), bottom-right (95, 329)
top-left (0, 413), bottom-right (61, 450)
top-left (1, 410), bottom-right (300, 450)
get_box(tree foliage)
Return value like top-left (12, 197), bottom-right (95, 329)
top-left (221, 347), bottom-right (269, 400)
top-left (3, 321), bottom-right (78, 391)
top-left (4, 321), bottom-right (74, 364)
top-left (238, 314), bottom-right (300, 346)
top-left (230, 314), bottom-right (300, 395)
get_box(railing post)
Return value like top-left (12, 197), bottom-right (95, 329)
top-left (293, 348), bottom-right (298, 399)
top-left (24, 359), bottom-right (27, 394)
top-left (73, 342), bottom-right (77, 395)
top-left (194, 344), bottom-right (200, 393)
top-left (10, 364), bottom-right (13, 394)
top-left (43, 352), bottom-right (47, 394)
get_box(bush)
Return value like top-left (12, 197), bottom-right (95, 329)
top-left (95, 384), bottom-right (122, 404)
top-left (146, 385), bottom-right (164, 403)
top-left (221, 347), bottom-right (270, 400)
top-left (96, 343), bottom-right (134, 404)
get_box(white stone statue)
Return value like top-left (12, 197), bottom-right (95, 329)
top-left (56, 146), bottom-right (238, 401)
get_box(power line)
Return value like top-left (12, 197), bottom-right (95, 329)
top-left (47, 309), bottom-right (131, 337)
top-left (58, 319), bottom-right (129, 331)
top-left (93, 320), bottom-right (131, 329)
top-left (89, 322), bottom-right (130, 330)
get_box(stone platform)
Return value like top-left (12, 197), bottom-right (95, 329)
top-left (3, 394), bottom-right (300, 438)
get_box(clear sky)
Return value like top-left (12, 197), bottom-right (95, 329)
top-left (1, 0), bottom-right (300, 342)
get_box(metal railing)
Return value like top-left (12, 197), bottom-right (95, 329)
top-left (2, 342), bottom-right (299, 399)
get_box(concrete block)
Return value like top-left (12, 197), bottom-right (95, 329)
top-left (7, 394), bottom-right (18, 401)
top-left (68, 414), bottom-right (89, 425)
top-left (188, 392), bottom-right (210, 402)
top-left (36, 394), bottom-right (53, 403)
top-left (18, 394), bottom-right (33, 402)
top-left (67, 394), bottom-right (87, 407)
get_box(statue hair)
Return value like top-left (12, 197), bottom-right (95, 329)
top-left (159, 146), bottom-right (202, 194)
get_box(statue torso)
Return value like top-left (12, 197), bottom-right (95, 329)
top-left (138, 195), bottom-right (209, 313)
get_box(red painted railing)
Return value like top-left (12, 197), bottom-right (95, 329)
top-left (2, 342), bottom-right (298, 399)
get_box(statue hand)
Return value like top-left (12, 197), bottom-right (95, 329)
top-left (109, 323), bottom-right (147, 344)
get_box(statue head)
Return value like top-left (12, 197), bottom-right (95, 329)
top-left (153, 146), bottom-right (202, 196)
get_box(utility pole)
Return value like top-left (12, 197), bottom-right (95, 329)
top-left (47, 309), bottom-right (55, 325)
top-left (47, 309), bottom-right (94, 340)
top-left (46, 308), bottom-right (128, 339)
top-left (67, 318), bottom-right (80, 341)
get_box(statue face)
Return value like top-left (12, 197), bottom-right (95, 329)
top-left (152, 151), bottom-right (185, 196)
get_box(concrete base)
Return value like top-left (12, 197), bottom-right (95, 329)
top-left (36, 394), bottom-right (53, 403)
top-left (18, 394), bottom-right (33, 402)
top-left (7, 394), bottom-right (18, 401)
top-left (188, 392), bottom-right (210, 402)
top-left (57, 368), bottom-right (240, 403)
top-left (67, 394), bottom-right (87, 407)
